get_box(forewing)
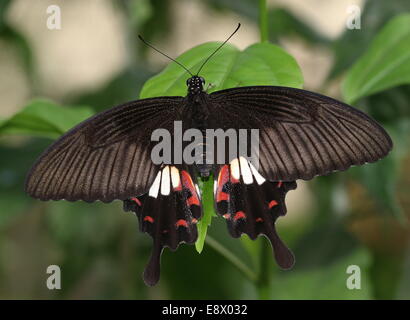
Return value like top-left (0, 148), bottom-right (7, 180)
top-left (210, 86), bottom-right (393, 181)
top-left (25, 97), bottom-right (185, 202)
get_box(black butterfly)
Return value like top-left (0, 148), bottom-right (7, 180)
top-left (25, 25), bottom-right (392, 286)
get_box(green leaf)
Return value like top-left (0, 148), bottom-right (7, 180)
top-left (140, 41), bottom-right (303, 98)
top-left (0, 99), bottom-right (95, 139)
top-left (225, 42), bottom-right (303, 89)
top-left (343, 14), bottom-right (410, 104)
top-left (140, 42), bottom-right (238, 98)
top-left (195, 176), bottom-right (217, 253)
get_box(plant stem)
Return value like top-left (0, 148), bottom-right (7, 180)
top-left (259, 0), bottom-right (269, 42)
top-left (256, 0), bottom-right (272, 300)
top-left (205, 235), bottom-right (257, 282)
top-left (256, 238), bottom-right (272, 299)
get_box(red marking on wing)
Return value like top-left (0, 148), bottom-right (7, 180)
top-left (181, 170), bottom-right (195, 191)
top-left (143, 216), bottom-right (154, 223)
top-left (217, 165), bottom-right (230, 187)
top-left (216, 165), bottom-right (231, 202)
top-left (130, 197), bottom-right (142, 206)
top-left (268, 200), bottom-right (278, 209)
top-left (277, 181), bottom-right (283, 188)
top-left (233, 211), bottom-right (246, 221)
top-left (191, 218), bottom-right (198, 224)
top-left (176, 219), bottom-right (188, 228)
top-left (256, 217), bottom-right (263, 222)
top-left (181, 170), bottom-right (200, 207)
top-left (173, 169), bottom-right (182, 191)
top-left (187, 196), bottom-right (200, 206)
top-left (173, 183), bottom-right (182, 192)
top-left (216, 191), bottom-right (229, 202)
top-left (230, 175), bottom-right (240, 184)
top-left (223, 213), bottom-right (231, 219)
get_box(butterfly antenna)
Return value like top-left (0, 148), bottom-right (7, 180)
top-left (138, 35), bottom-right (193, 77)
top-left (195, 23), bottom-right (241, 76)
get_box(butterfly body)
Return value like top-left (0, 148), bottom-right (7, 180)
top-left (186, 75), bottom-right (206, 96)
top-left (184, 76), bottom-right (215, 177)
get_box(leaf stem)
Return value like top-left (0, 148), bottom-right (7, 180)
top-left (256, 238), bottom-right (272, 299)
top-left (256, 0), bottom-right (272, 300)
top-left (205, 235), bottom-right (257, 282)
top-left (259, 0), bottom-right (269, 42)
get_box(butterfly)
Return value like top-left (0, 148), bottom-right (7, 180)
top-left (25, 24), bottom-right (392, 286)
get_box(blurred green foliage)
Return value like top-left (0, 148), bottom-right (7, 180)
top-left (343, 14), bottom-right (410, 104)
top-left (0, 100), bottom-right (94, 139)
top-left (0, 0), bottom-right (409, 300)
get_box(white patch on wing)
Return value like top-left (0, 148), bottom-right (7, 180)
top-left (230, 158), bottom-right (240, 180)
top-left (170, 166), bottom-right (180, 189)
top-left (149, 170), bottom-right (162, 198)
top-left (239, 156), bottom-right (253, 184)
top-left (160, 166), bottom-right (170, 195)
top-left (248, 161), bottom-right (266, 185)
top-left (195, 184), bottom-right (201, 199)
top-left (213, 179), bottom-right (217, 195)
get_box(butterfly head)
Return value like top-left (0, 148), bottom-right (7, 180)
top-left (186, 76), bottom-right (205, 95)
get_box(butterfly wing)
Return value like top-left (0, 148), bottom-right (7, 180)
top-left (214, 159), bottom-right (296, 269)
top-left (210, 86), bottom-right (393, 181)
top-left (25, 96), bottom-right (185, 203)
top-left (209, 85), bottom-right (392, 269)
top-left (123, 165), bottom-right (202, 286)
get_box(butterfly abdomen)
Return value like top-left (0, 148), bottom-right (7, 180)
top-left (185, 92), bottom-right (215, 177)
